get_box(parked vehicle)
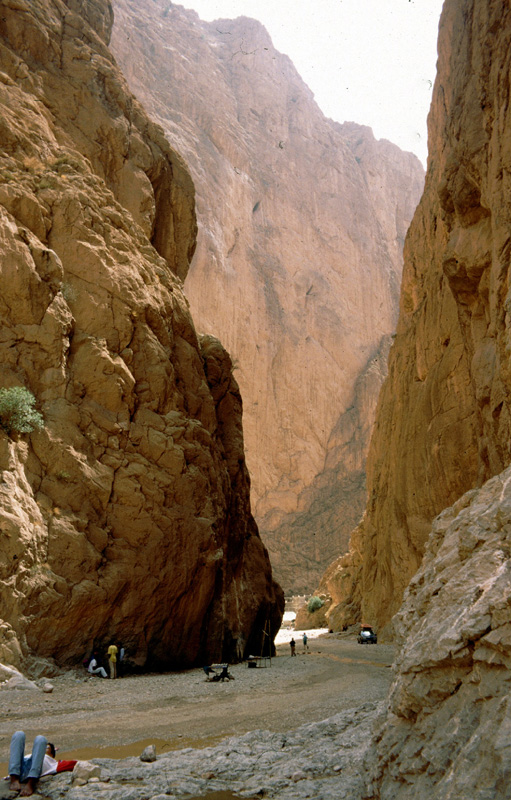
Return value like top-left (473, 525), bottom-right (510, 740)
top-left (357, 625), bottom-right (377, 644)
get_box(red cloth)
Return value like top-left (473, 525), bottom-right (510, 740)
top-left (56, 760), bottom-right (77, 773)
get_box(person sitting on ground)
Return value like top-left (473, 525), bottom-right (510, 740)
top-left (203, 665), bottom-right (217, 681)
top-left (214, 665), bottom-right (234, 682)
top-left (88, 653), bottom-right (107, 678)
top-left (8, 731), bottom-right (77, 796)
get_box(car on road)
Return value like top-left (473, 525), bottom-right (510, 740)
top-left (357, 625), bottom-right (377, 644)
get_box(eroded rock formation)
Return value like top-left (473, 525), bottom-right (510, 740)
top-left (366, 468), bottom-right (511, 799)
top-left (109, 0), bottom-right (424, 593)
top-left (0, 0), bottom-right (283, 671)
top-left (323, 0), bottom-right (511, 632)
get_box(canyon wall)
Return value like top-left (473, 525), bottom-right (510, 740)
top-left (311, 2), bottom-right (511, 795)
top-left (323, 0), bottom-right (511, 627)
top-left (0, 0), bottom-right (283, 672)
top-left (109, 0), bottom-right (424, 594)
top-left (365, 469), bottom-right (511, 799)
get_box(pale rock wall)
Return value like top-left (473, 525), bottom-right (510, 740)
top-left (0, 0), bottom-right (283, 670)
top-left (109, 0), bottom-right (424, 593)
top-left (323, 0), bottom-right (511, 631)
top-left (366, 468), bottom-right (511, 799)
top-left (270, 336), bottom-right (392, 595)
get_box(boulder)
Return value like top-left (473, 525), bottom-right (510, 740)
top-left (140, 745), bottom-right (157, 763)
top-left (72, 761), bottom-right (102, 785)
top-left (366, 467), bottom-right (511, 799)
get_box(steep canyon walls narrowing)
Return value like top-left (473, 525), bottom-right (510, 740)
top-left (0, 0), bottom-right (283, 671)
top-left (317, 2), bottom-right (511, 796)
top-left (110, 0), bottom-right (425, 594)
top-left (323, 0), bottom-right (511, 638)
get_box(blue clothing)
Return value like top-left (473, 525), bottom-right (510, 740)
top-left (9, 731), bottom-right (47, 781)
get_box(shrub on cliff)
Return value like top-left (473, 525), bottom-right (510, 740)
top-left (0, 387), bottom-right (44, 435)
top-left (307, 596), bottom-right (324, 614)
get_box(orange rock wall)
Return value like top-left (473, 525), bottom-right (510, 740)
top-left (324, 0), bottom-right (511, 632)
top-left (110, 0), bottom-right (424, 593)
top-left (0, 0), bottom-right (283, 670)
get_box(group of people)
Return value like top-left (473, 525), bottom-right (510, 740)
top-left (6, 731), bottom-right (77, 796)
top-left (87, 643), bottom-right (125, 679)
top-left (289, 632), bottom-right (309, 656)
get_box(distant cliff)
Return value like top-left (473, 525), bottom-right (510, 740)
top-left (0, 0), bottom-right (283, 671)
top-left (110, 0), bottom-right (424, 593)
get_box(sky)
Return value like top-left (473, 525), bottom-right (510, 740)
top-left (180, 0), bottom-right (445, 167)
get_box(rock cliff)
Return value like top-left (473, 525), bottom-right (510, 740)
top-left (0, 0), bottom-right (283, 671)
top-left (367, 468), bottom-right (511, 799)
top-left (109, 0), bottom-right (424, 594)
top-left (323, 0), bottom-right (511, 632)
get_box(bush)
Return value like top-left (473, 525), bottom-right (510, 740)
top-left (307, 596), bottom-right (324, 614)
top-left (0, 387), bottom-right (44, 435)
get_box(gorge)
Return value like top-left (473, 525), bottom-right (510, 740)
top-left (0, 0), bottom-right (510, 797)
top-left (109, 0), bottom-right (425, 594)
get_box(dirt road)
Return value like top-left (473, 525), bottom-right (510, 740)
top-left (0, 634), bottom-right (395, 768)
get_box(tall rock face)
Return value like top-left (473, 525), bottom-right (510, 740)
top-left (109, 0), bottom-right (424, 594)
top-left (326, 3), bottom-right (511, 795)
top-left (0, 0), bottom-right (283, 671)
top-left (367, 468), bottom-right (511, 800)
top-left (323, 0), bottom-right (511, 631)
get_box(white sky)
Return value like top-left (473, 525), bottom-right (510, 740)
top-left (180, 0), bottom-right (445, 167)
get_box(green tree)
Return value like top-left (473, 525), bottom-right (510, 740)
top-left (307, 596), bottom-right (324, 614)
top-left (0, 386), bottom-right (44, 435)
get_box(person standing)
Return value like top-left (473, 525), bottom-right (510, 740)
top-left (117, 645), bottom-right (125, 678)
top-left (290, 638), bottom-right (296, 656)
top-left (302, 632), bottom-right (309, 653)
top-left (107, 643), bottom-right (118, 679)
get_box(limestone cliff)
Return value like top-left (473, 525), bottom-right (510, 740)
top-left (0, 0), bottom-right (283, 671)
top-left (366, 469), bottom-right (511, 799)
top-left (109, 0), bottom-right (424, 594)
top-left (322, 0), bottom-right (511, 633)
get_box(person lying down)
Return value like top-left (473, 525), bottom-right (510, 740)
top-left (6, 731), bottom-right (77, 797)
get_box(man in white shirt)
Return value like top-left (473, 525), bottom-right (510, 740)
top-left (88, 654), bottom-right (107, 678)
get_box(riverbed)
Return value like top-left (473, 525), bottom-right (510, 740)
top-left (0, 633), bottom-right (394, 771)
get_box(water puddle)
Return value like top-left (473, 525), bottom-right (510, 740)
top-left (0, 733), bottom-right (227, 777)
top-left (64, 732), bottom-right (228, 761)
top-left (181, 795), bottom-right (256, 800)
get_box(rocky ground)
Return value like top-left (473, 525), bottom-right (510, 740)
top-left (0, 634), bottom-right (394, 799)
